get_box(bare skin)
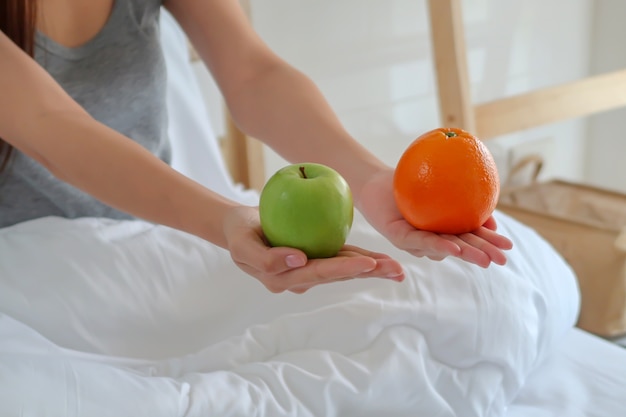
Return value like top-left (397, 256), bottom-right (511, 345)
top-left (0, 0), bottom-right (512, 294)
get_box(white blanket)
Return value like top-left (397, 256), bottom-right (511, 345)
top-left (0, 210), bottom-right (580, 417)
top-left (0, 10), bottom-right (582, 417)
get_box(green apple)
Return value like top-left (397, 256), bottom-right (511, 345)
top-left (259, 162), bottom-right (353, 259)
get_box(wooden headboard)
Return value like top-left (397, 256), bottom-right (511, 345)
top-left (428, 0), bottom-right (626, 140)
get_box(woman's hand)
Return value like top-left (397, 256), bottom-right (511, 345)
top-left (222, 206), bottom-right (405, 294)
top-left (356, 169), bottom-right (513, 268)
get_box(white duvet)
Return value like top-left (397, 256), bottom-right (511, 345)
top-left (0, 11), bottom-right (581, 416)
top-left (0, 209), bottom-right (580, 417)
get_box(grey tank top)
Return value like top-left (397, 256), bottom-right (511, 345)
top-left (0, 0), bottom-right (171, 228)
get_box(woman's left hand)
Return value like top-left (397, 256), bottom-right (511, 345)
top-left (356, 169), bottom-right (513, 268)
top-left (222, 205), bottom-right (406, 294)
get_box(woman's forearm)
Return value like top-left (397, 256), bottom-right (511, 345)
top-left (23, 110), bottom-right (238, 248)
top-left (225, 63), bottom-right (390, 203)
top-left (166, 0), bottom-right (388, 205)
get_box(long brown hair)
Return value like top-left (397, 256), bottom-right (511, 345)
top-left (0, 0), bottom-right (38, 171)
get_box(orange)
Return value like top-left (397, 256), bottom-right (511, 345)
top-left (393, 127), bottom-right (500, 234)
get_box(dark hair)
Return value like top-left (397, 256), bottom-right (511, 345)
top-left (0, 0), bottom-right (38, 171)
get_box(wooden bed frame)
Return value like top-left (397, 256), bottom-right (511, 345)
top-left (218, 0), bottom-right (626, 190)
top-left (212, 0), bottom-right (266, 192)
top-left (428, 0), bottom-right (626, 140)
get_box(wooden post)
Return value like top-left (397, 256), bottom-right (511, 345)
top-left (221, 112), bottom-right (266, 191)
top-left (219, 0), bottom-right (266, 190)
top-left (427, 0), bottom-right (476, 132)
top-left (475, 69), bottom-right (626, 139)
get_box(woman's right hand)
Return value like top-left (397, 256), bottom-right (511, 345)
top-left (356, 169), bottom-right (513, 268)
top-left (222, 206), bottom-right (405, 294)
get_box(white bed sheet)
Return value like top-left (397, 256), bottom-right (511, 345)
top-left (508, 328), bottom-right (626, 417)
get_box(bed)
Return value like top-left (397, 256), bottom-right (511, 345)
top-left (506, 329), bottom-right (626, 417)
top-left (0, 7), bottom-right (625, 417)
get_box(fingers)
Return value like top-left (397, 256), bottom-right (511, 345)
top-left (260, 254), bottom-right (401, 294)
top-left (284, 254), bottom-right (405, 294)
top-left (397, 225), bottom-right (512, 268)
top-left (339, 245), bottom-right (405, 279)
top-left (388, 220), bottom-right (462, 258)
top-left (229, 228), bottom-right (307, 275)
top-left (448, 234), bottom-right (495, 268)
top-left (474, 226), bottom-right (514, 250)
top-left (482, 216), bottom-right (498, 231)
top-left (233, 238), bottom-right (405, 294)
top-left (392, 221), bottom-right (492, 266)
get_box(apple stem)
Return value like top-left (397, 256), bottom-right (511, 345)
top-left (299, 166), bottom-right (308, 179)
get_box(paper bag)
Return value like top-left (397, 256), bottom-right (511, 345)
top-left (498, 168), bottom-right (626, 339)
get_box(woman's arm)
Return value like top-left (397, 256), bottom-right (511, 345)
top-left (162, 0), bottom-right (387, 200)
top-left (0, 30), bottom-right (237, 248)
top-left (163, 0), bottom-right (513, 267)
top-left (0, 29), bottom-right (403, 291)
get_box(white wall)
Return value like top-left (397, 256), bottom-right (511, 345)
top-left (585, 2), bottom-right (626, 193)
top-left (192, 0), bottom-right (595, 186)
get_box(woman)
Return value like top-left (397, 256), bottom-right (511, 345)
top-left (0, 0), bottom-right (512, 294)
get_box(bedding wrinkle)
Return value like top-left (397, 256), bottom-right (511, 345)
top-left (63, 362), bottom-right (79, 417)
top-left (0, 208), bottom-right (582, 416)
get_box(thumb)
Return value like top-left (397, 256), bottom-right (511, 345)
top-left (230, 230), bottom-right (308, 274)
top-left (264, 246), bottom-right (308, 274)
top-left (482, 215), bottom-right (498, 231)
